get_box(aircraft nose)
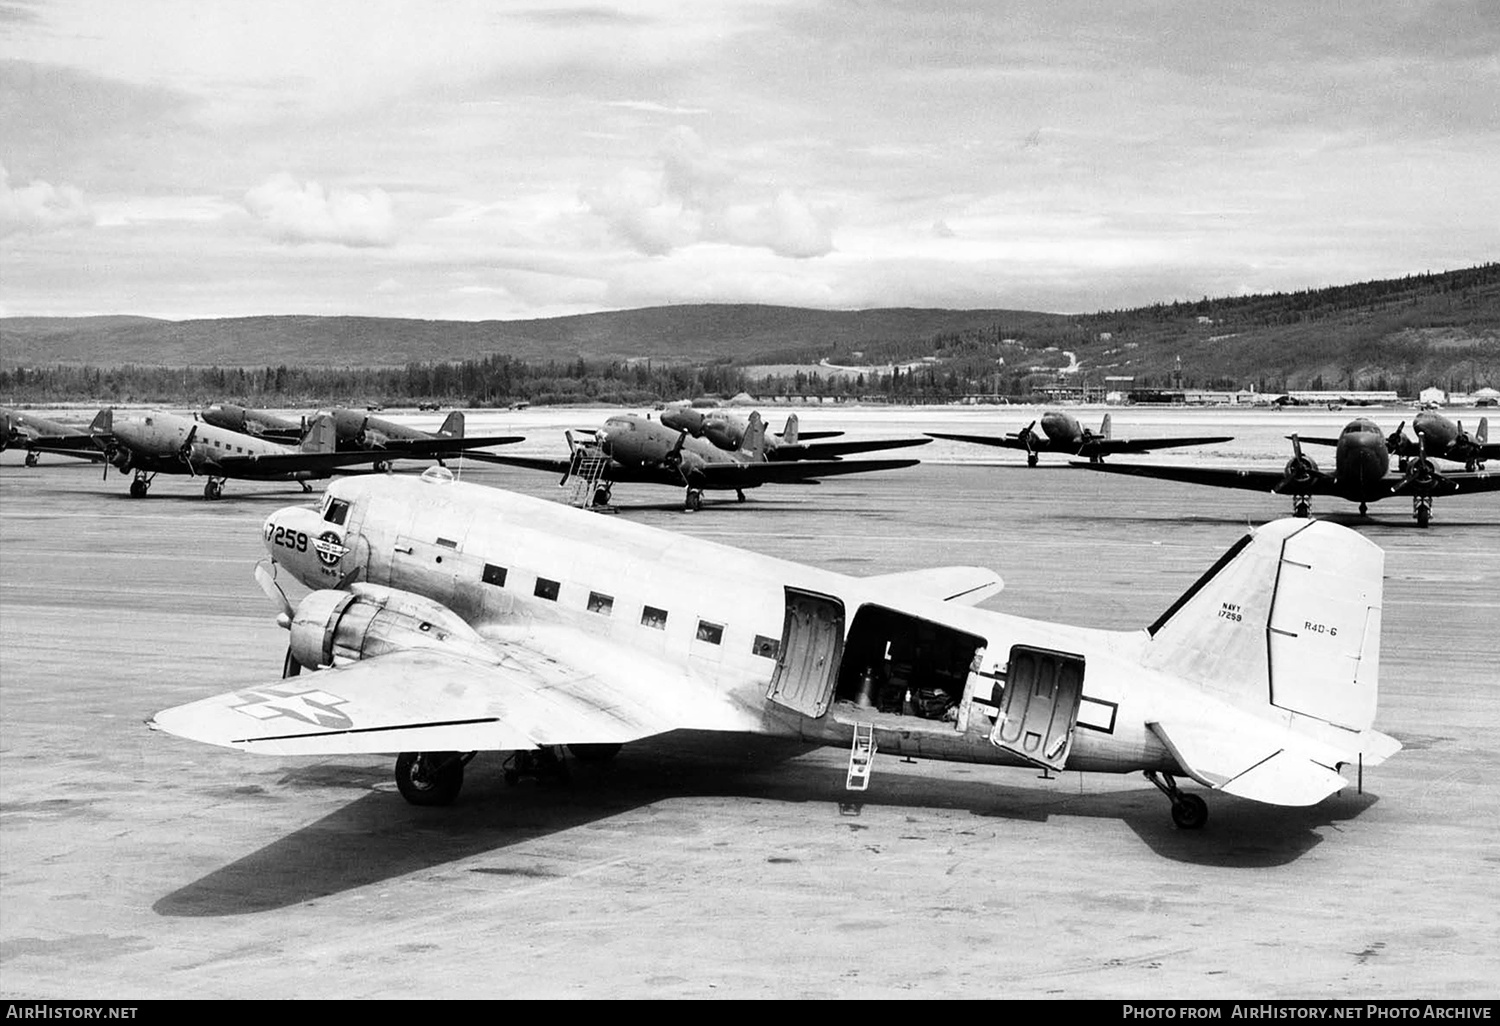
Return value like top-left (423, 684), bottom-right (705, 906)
top-left (262, 505), bottom-right (338, 589)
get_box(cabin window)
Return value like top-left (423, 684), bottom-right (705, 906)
top-left (696, 620), bottom-right (724, 645)
top-left (641, 606), bottom-right (668, 630)
top-left (482, 564), bottom-right (507, 587)
top-left (323, 498), bottom-right (350, 526)
top-left (752, 635), bottom-right (780, 660)
top-left (588, 592), bottom-right (613, 615)
top-left (534, 578), bottom-right (560, 601)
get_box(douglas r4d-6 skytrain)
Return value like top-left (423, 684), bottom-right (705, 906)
top-left (150, 469), bottom-right (1400, 829)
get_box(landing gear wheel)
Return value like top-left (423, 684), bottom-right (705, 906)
top-left (203, 479), bottom-right (223, 500)
top-left (568, 742), bottom-right (622, 765)
top-left (1292, 497), bottom-right (1310, 518)
top-left (592, 486), bottom-right (612, 507)
top-left (1027, 452), bottom-right (1039, 467)
top-left (1170, 793), bottom-right (1209, 830)
top-left (736, 489), bottom-right (746, 503)
top-left (394, 751), bottom-right (467, 806)
top-left (1415, 502), bottom-right (1432, 528)
top-left (685, 489), bottom-right (703, 512)
top-left (1146, 771), bottom-right (1208, 830)
top-left (129, 477), bottom-right (149, 498)
top-left (374, 460), bottom-right (391, 474)
top-left (24, 451), bottom-right (39, 467)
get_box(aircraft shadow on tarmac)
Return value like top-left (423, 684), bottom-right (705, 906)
top-left (153, 731), bottom-right (1381, 917)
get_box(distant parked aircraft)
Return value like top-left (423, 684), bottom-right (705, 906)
top-left (928, 411), bottom-right (1231, 467)
top-left (468, 411), bottom-right (921, 510)
top-left (1, 408), bottom-right (101, 465)
top-left (1075, 418), bottom-right (1500, 526)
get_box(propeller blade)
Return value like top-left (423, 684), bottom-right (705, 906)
top-left (254, 560), bottom-right (295, 626)
top-left (282, 647), bottom-right (302, 678)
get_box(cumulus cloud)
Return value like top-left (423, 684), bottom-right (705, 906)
top-left (243, 173), bottom-right (396, 247)
top-left (0, 164), bottom-right (94, 238)
top-left (583, 127), bottom-right (834, 259)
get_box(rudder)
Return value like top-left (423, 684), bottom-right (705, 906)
top-left (438, 411), bottom-right (465, 439)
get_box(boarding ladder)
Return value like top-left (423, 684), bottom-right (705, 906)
top-left (566, 454), bottom-right (611, 508)
top-left (846, 722), bottom-right (876, 791)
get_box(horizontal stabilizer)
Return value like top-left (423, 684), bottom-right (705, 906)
top-left (1148, 718), bottom-right (1395, 807)
top-left (863, 566), bottom-right (1003, 605)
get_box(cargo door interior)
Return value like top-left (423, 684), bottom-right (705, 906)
top-left (991, 645), bottom-right (1085, 770)
top-left (765, 588), bottom-right (845, 718)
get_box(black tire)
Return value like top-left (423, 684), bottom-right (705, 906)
top-left (685, 490), bottom-right (703, 511)
top-left (1027, 452), bottom-right (1039, 467)
top-left (129, 478), bottom-right (148, 498)
top-left (592, 487), bottom-right (610, 507)
top-left (1171, 793), bottom-right (1208, 830)
top-left (568, 742), bottom-right (622, 765)
top-left (1416, 506), bottom-right (1431, 528)
top-left (394, 751), bottom-right (465, 806)
top-left (1293, 500), bottom-right (1310, 518)
top-left (24, 452), bottom-right (39, 467)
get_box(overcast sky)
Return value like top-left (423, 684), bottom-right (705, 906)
top-left (2, 0), bottom-right (1496, 321)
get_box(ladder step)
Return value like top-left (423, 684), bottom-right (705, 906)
top-left (845, 722), bottom-right (876, 791)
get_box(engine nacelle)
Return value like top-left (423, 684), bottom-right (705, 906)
top-left (1282, 453), bottom-right (1319, 486)
top-left (288, 583), bottom-right (496, 670)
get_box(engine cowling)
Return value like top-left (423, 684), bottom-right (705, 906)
top-left (1281, 452), bottom-right (1319, 488)
top-left (287, 583), bottom-right (496, 671)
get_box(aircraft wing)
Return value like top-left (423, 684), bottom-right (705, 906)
top-left (149, 634), bottom-right (755, 757)
top-left (1083, 435), bottom-right (1234, 456)
top-left (768, 437), bottom-right (932, 461)
top-left (1421, 468), bottom-right (1500, 495)
top-left (861, 567), bottom-right (1003, 605)
top-left (212, 448), bottom-right (447, 478)
top-left (366, 434), bottom-right (525, 456)
top-left (452, 451), bottom-right (574, 474)
top-left (1071, 461), bottom-right (1342, 495)
top-left (1294, 437), bottom-right (1343, 448)
top-left (924, 431), bottom-right (1031, 452)
top-left (25, 444), bottom-right (108, 462)
top-left (691, 457), bottom-right (921, 489)
top-left (1148, 717), bottom-right (1400, 807)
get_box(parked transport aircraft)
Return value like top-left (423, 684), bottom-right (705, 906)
top-left (201, 403), bottom-right (522, 466)
top-left (150, 468), bottom-right (1400, 830)
top-left (928, 410), bottom-right (1232, 467)
top-left (657, 407), bottom-right (922, 462)
top-left (1, 407), bottom-right (102, 465)
top-left (90, 408), bottom-right (488, 499)
top-left (1076, 418), bottom-right (1500, 526)
top-left (1301, 412), bottom-right (1497, 473)
top-left (468, 410), bottom-right (923, 510)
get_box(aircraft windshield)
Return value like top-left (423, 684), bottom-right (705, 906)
top-left (323, 497), bottom-right (350, 525)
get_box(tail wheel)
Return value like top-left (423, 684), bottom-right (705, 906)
top-left (394, 751), bottom-right (466, 806)
top-left (1171, 793), bottom-right (1209, 830)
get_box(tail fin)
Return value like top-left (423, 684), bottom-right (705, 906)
top-left (1101, 412), bottom-right (1112, 440)
top-left (1479, 417), bottom-right (1489, 445)
top-left (741, 412), bottom-right (768, 460)
top-left (90, 408), bottom-right (113, 434)
top-left (438, 411), bottom-right (465, 439)
top-left (781, 414), bottom-right (799, 445)
top-left (1143, 518), bottom-right (1383, 732)
top-left (301, 413), bottom-right (338, 453)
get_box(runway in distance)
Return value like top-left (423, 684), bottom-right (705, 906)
top-left (150, 467), bottom-right (1401, 830)
top-left (1074, 417), bottom-right (1500, 526)
top-left (201, 403), bottom-right (523, 466)
top-left (927, 410), bottom-right (1232, 466)
top-left (467, 410), bottom-right (924, 510)
top-left (91, 407), bottom-right (487, 499)
top-left (1, 407), bottom-right (101, 465)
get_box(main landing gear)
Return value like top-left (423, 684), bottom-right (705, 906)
top-left (1146, 771), bottom-right (1208, 829)
top-left (203, 478), bottom-right (226, 500)
top-left (24, 451), bottom-right (39, 467)
top-left (1413, 495), bottom-right (1433, 528)
top-left (128, 472), bottom-right (156, 498)
top-left (592, 484), bottom-right (613, 508)
top-left (1291, 495), bottom-right (1311, 518)
top-left (1026, 452), bottom-right (1039, 467)
top-left (684, 488), bottom-right (704, 512)
top-left (394, 751), bottom-right (474, 806)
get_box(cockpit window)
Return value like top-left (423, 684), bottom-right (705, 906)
top-left (323, 498), bottom-right (350, 525)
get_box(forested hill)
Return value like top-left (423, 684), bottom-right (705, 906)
top-left (0, 306), bottom-right (1064, 368)
top-left (2, 263), bottom-right (1496, 392)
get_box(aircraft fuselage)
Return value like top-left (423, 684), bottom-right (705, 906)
top-left (110, 410), bottom-right (317, 480)
top-left (1331, 418), bottom-right (1392, 502)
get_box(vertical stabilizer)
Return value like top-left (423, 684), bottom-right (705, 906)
top-left (1143, 518), bottom-right (1383, 732)
top-left (781, 414), bottom-right (800, 445)
top-left (301, 413), bottom-right (338, 453)
top-left (741, 412), bottom-right (768, 460)
top-left (90, 408), bottom-right (113, 434)
top-left (1101, 412), bottom-right (1113, 439)
top-left (438, 411), bottom-right (465, 439)
top-left (1479, 417), bottom-right (1489, 445)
